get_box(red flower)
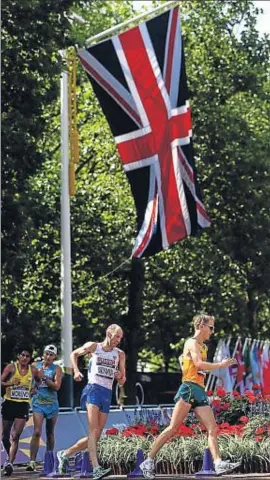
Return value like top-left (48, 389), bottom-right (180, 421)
top-left (199, 425), bottom-right (206, 432)
top-left (255, 427), bottom-right (265, 435)
top-left (219, 422), bottom-right (230, 429)
top-left (177, 425), bottom-right (194, 437)
top-left (206, 390), bottom-right (213, 396)
top-left (239, 416), bottom-right (249, 423)
top-left (222, 402), bottom-right (231, 410)
top-left (216, 387), bottom-right (226, 398)
top-left (148, 425), bottom-right (159, 435)
top-left (255, 435), bottom-right (263, 442)
top-left (122, 430), bottom-right (132, 437)
top-left (106, 427), bottom-right (119, 435)
top-left (211, 399), bottom-right (221, 407)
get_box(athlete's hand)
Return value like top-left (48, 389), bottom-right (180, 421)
top-left (114, 370), bottom-right (123, 381)
top-left (220, 357), bottom-right (237, 368)
top-left (74, 371), bottom-right (84, 382)
top-left (12, 379), bottom-right (20, 386)
top-left (31, 386), bottom-right (37, 396)
top-left (36, 369), bottom-right (45, 379)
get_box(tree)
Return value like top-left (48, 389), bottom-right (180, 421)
top-left (1, 0), bottom-right (83, 360)
top-left (2, 0), bottom-right (269, 395)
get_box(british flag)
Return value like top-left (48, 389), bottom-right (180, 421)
top-left (78, 6), bottom-right (210, 257)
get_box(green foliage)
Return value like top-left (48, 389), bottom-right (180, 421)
top-left (2, 0), bottom-right (270, 388)
top-left (1, 0), bottom-right (81, 359)
top-left (97, 433), bottom-right (270, 474)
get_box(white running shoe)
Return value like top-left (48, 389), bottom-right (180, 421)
top-left (215, 459), bottom-right (241, 475)
top-left (57, 450), bottom-right (69, 474)
top-left (140, 458), bottom-right (155, 479)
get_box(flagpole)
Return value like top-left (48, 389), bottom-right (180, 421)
top-left (60, 65), bottom-right (74, 408)
top-left (86, 0), bottom-right (179, 45)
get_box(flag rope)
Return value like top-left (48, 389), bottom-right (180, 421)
top-left (88, 255), bottom-right (133, 288)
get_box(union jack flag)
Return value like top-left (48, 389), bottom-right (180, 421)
top-left (78, 6), bottom-right (210, 257)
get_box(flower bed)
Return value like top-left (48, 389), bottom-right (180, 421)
top-left (99, 386), bottom-right (270, 475)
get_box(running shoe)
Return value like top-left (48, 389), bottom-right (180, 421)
top-left (57, 450), bottom-right (69, 474)
top-left (140, 458), bottom-right (155, 479)
top-left (215, 459), bottom-right (241, 475)
top-left (26, 460), bottom-right (36, 472)
top-left (93, 466), bottom-right (111, 480)
top-left (3, 461), bottom-right (13, 476)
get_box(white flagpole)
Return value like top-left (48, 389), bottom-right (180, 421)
top-left (60, 66), bottom-right (73, 407)
top-left (86, 0), bottom-right (179, 45)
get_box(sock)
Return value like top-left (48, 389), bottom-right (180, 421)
top-left (214, 459), bottom-right (222, 466)
top-left (93, 465), bottom-right (100, 471)
top-left (146, 456), bottom-right (154, 463)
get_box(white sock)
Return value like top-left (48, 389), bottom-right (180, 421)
top-left (214, 459), bottom-right (222, 466)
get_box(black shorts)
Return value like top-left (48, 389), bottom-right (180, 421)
top-left (1, 399), bottom-right (30, 421)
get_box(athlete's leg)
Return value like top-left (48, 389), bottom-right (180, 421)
top-left (96, 411), bottom-right (108, 442)
top-left (29, 412), bottom-right (44, 461)
top-left (195, 405), bottom-right (242, 474)
top-left (46, 414), bottom-right (58, 451)
top-left (194, 405), bottom-right (220, 462)
top-left (86, 404), bottom-right (101, 468)
top-left (148, 398), bottom-right (191, 458)
top-left (57, 436), bottom-right (89, 474)
top-left (65, 437), bottom-right (88, 456)
top-left (2, 419), bottom-right (13, 456)
top-left (8, 418), bottom-right (26, 464)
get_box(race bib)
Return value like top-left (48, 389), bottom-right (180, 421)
top-left (10, 386), bottom-right (30, 400)
top-left (97, 365), bottom-right (115, 379)
top-left (96, 356), bottom-right (117, 380)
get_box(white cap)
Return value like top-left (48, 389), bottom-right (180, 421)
top-left (44, 344), bottom-right (57, 355)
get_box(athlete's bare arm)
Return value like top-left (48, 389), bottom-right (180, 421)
top-left (178, 354), bottom-right (184, 371)
top-left (188, 339), bottom-right (236, 371)
top-left (40, 365), bottom-right (63, 391)
top-left (70, 341), bottom-right (97, 381)
top-left (31, 365), bottom-right (43, 381)
top-left (115, 350), bottom-right (126, 386)
top-left (1, 364), bottom-right (18, 387)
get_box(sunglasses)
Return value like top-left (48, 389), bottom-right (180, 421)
top-left (202, 324), bottom-right (215, 331)
top-left (44, 352), bottom-right (55, 356)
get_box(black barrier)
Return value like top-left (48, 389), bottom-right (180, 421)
top-left (58, 372), bottom-right (74, 408)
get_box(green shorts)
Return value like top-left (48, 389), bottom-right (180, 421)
top-left (174, 381), bottom-right (209, 409)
